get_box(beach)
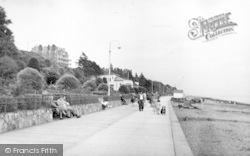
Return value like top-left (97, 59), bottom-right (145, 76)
top-left (173, 99), bottom-right (250, 156)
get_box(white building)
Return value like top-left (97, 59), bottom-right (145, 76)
top-left (173, 90), bottom-right (184, 98)
top-left (31, 45), bottom-right (70, 67)
top-left (99, 74), bottom-right (133, 91)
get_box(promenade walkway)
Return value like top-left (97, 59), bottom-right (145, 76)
top-left (0, 96), bottom-right (193, 156)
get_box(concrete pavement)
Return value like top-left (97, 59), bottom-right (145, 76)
top-left (0, 96), bottom-right (193, 156)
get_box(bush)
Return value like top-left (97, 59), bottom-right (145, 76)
top-left (119, 85), bottom-right (129, 94)
top-left (15, 59), bottom-right (26, 71)
top-left (0, 56), bottom-right (18, 80)
top-left (56, 74), bottom-right (79, 90)
top-left (58, 67), bottom-right (65, 76)
top-left (97, 83), bottom-right (108, 91)
top-left (28, 57), bottom-right (40, 72)
top-left (44, 59), bottom-right (52, 67)
top-left (95, 77), bottom-right (103, 86)
top-left (138, 86), bottom-right (147, 93)
top-left (127, 86), bottom-right (135, 93)
top-left (42, 67), bottom-right (60, 85)
top-left (73, 68), bottom-right (86, 84)
top-left (17, 67), bottom-right (44, 91)
top-left (82, 80), bottom-right (97, 91)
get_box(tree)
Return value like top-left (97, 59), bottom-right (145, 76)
top-left (15, 59), bottom-right (26, 71)
top-left (77, 52), bottom-right (103, 77)
top-left (38, 45), bottom-right (43, 51)
top-left (73, 67), bottom-right (86, 84)
top-left (97, 83), bottom-right (108, 91)
top-left (44, 59), bottom-right (52, 67)
top-left (134, 73), bottom-right (139, 82)
top-left (119, 85), bottom-right (129, 94)
top-left (42, 67), bottom-right (60, 85)
top-left (17, 67), bottom-right (44, 91)
top-left (51, 44), bottom-right (56, 51)
top-left (139, 73), bottom-right (147, 87)
top-left (0, 6), bottom-right (18, 58)
top-left (95, 77), bottom-right (103, 87)
top-left (0, 56), bottom-right (18, 80)
top-left (103, 77), bottom-right (107, 83)
top-left (82, 80), bottom-right (97, 91)
top-left (56, 74), bottom-right (79, 90)
top-left (28, 57), bottom-right (40, 72)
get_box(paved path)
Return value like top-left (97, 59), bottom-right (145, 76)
top-left (0, 96), bottom-right (193, 156)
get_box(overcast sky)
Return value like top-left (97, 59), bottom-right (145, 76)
top-left (1, 0), bottom-right (250, 103)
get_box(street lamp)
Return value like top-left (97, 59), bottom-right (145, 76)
top-left (108, 40), bottom-right (121, 96)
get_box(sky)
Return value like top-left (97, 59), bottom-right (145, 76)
top-left (1, 0), bottom-right (250, 103)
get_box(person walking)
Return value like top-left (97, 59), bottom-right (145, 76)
top-left (131, 96), bottom-right (135, 107)
top-left (138, 92), bottom-right (144, 111)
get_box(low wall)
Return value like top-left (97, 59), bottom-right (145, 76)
top-left (71, 100), bottom-right (122, 115)
top-left (0, 108), bottom-right (52, 134)
top-left (0, 100), bottom-right (122, 134)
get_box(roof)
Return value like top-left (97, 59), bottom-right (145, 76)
top-left (114, 77), bottom-right (125, 81)
top-left (173, 90), bottom-right (183, 93)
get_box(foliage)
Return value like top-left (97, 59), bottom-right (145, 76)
top-left (134, 73), bottom-right (139, 82)
top-left (15, 59), bottom-right (26, 71)
top-left (95, 77), bottom-right (103, 87)
top-left (73, 67), bottom-right (86, 84)
top-left (44, 59), bottom-right (52, 67)
top-left (28, 57), bottom-right (40, 72)
top-left (64, 67), bottom-right (74, 75)
top-left (0, 56), bottom-right (18, 79)
top-left (134, 87), bottom-right (139, 94)
top-left (138, 86), bottom-right (147, 93)
top-left (58, 67), bottom-right (65, 76)
top-left (17, 67), bottom-right (44, 91)
top-left (77, 52), bottom-right (103, 77)
top-left (112, 68), bottom-right (134, 80)
top-left (42, 67), bottom-right (60, 85)
top-left (0, 6), bottom-right (18, 58)
top-left (97, 83), bottom-right (108, 91)
top-left (56, 74), bottom-right (79, 90)
top-left (139, 73), bottom-right (147, 87)
top-left (102, 77), bottom-right (107, 83)
top-left (127, 86), bottom-right (135, 93)
top-left (82, 80), bottom-right (97, 91)
top-left (119, 85), bottom-right (129, 94)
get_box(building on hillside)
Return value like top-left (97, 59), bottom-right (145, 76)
top-left (173, 90), bottom-right (184, 98)
top-left (99, 74), bottom-right (133, 91)
top-left (31, 44), bottom-right (70, 67)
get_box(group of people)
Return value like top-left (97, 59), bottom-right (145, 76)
top-left (43, 90), bottom-right (81, 120)
top-left (131, 92), bottom-right (164, 115)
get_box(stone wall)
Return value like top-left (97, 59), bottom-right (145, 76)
top-left (0, 108), bottom-right (52, 134)
top-left (71, 100), bottom-right (122, 115)
top-left (0, 100), bottom-right (123, 134)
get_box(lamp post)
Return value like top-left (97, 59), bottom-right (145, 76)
top-left (108, 40), bottom-right (121, 96)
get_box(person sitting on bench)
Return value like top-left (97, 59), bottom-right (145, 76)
top-left (57, 96), bottom-right (81, 118)
top-left (50, 100), bottom-right (67, 119)
top-left (100, 97), bottom-right (109, 110)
